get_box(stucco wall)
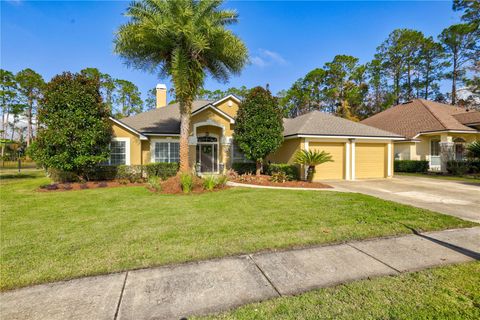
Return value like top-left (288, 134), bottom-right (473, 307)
top-left (111, 121), bottom-right (143, 165)
top-left (267, 138), bottom-right (301, 164)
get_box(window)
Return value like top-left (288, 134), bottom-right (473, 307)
top-left (232, 141), bottom-right (252, 163)
top-left (110, 140), bottom-right (127, 165)
top-left (153, 141), bottom-right (179, 163)
top-left (430, 139), bottom-right (440, 157)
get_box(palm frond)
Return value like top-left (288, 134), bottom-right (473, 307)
top-left (294, 149), bottom-right (334, 167)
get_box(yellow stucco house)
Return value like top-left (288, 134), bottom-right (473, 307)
top-left (108, 84), bottom-right (404, 180)
top-left (362, 99), bottom-right (480, 172)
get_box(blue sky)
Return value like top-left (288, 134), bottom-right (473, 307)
top-left (2, 1), bottom-right (462, 102)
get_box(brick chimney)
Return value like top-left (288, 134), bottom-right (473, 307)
top-left (156, 84), bottom-right (167, 108)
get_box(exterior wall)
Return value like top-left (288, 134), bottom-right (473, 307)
top-left (267, 138), bottom-right (301, 164)
top-left (215, 98), bottom-right (240, 119)
top-left (394, 142), bottom-right (413, 160)
top-left (397, 133), bottom-right (479, 162)
top-left (111, 121), bottom-right (143, 165)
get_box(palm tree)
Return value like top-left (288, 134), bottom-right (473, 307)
top-left (467, 141), bottom-right (480, 159)
top-left (114, 0), bottom-right (248, 172)
top-left (294, 149), bottom-right (333, 182)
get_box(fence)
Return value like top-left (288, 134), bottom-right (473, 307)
top-left (0, 160), bottom-right (38, 169)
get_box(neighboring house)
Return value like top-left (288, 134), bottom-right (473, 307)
top-left (109, 84), bottom-right (403, 180)
top-left (361, 99), bottom-right (480, 172)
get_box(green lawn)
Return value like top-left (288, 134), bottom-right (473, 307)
top-left (196, 262), bottom-right (480, 320)
top-left (0, 170), bottom-right (476, 291)
top-left (396, 172), bottom-right (480, 183)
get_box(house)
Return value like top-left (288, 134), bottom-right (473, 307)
top-left (108, 84), bottom-right (403, 180)
top-left (361, 99), bottom-right (480, 171)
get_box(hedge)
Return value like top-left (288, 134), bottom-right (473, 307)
top-left (394, 160), bottom-right (429, 173)
top-left (47, 163), bottom-right (179, 183)
top-left (447, 160), bottom-right (480, 176)
top-left (144, 162), bottom-right (179, 180)
top-left (265, 163), bottom-right (300, 180)
top-left (232, 162), bottom-right (256, 174)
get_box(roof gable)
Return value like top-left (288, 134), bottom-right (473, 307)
top-left (361, 99), bottom-right (478, 139)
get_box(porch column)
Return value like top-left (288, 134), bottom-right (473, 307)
top-left (345, 140), bottom-right (351, 180)
top-left (439, 135), bottom-right (454, 173)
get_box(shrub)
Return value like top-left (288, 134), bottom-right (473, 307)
top-left (147, 176), bottom-right (162, 192)
top-left (203, 175), bottom-right (217, 191)
top-left (180, 173), bottom-right (193, 193)
top-left (116, 165), bottom-right (143, 183)
top-left (270, 171), bottom-right (289, 183)
top-left (145, 162), bottom-right (179, 180)
top-left (217, 175), bottom-right (228, 187)
top-left (83, 165), bottom-right (118, 181)
top-left (232, 162), bottom-right (256, 174)
top-left (447, 160), bottom-right (480, 175)
top-left (467, 141), bottom-right (480, 159)
top-left (394, 160), bottom-right (429, 173)
top-left (30, 72), bottom-right (112, 179)
top-left (47, 168), bottom-right (79, 183)
top-left (265, 163), bottom-right (299, 180)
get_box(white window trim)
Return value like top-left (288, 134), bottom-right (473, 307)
top-left (150, 138), bottom-right (180, 163)
top-left (110, 137), bottom-right (130, 165)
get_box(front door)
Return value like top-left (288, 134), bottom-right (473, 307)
top-left (196, 137), bottom-right (219, 173)
top-left (200, 144), bottom-right (214, 172)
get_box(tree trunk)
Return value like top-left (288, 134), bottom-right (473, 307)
top-left (27, 98), bottom-right (33, 147)
top-left (394, 71), bottom-right (400, 104)
top-left (424, 69), bottom-right (430, 99)
top-left (255, 160), bottom-right (262, 176)
top-left (179, 101), bottom-right (192, 173)
top-left (451, 50), bottom-right (458, 105)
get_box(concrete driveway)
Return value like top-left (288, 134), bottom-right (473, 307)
top-left (329, 176), bottom-right (480, 223)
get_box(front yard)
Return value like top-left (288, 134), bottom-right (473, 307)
top-left (0, 170), bottom-right (476, 291)
top-left (196, 262), bottom-right (480, 320)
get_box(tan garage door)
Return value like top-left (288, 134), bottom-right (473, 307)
top-left (310, 142), bottom-right (345, 180)
top-left (355, 143), bottom-right (386, 179)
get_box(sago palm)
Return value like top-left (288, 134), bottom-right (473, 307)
top-left (294, 149), bottom-right (333, 181)
top-left (114, 0), bottom-right (248, 172)
top-left (467, 141), bottom-right (480, 159)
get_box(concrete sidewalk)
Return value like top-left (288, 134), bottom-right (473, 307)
top-left (2, 227), bottom-right (479, 320)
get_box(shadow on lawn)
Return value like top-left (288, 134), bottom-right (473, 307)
top-left (0, 173), bottom-right (39, 180)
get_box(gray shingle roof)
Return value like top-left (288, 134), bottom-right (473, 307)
top-left (116, 100), bottom-right (402, 138)
top-left (120, 100), bottom-right (212, 134)
top-left (283, 111), bottom-right (403, 138)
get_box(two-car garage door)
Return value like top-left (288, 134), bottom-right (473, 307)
top-left (309, 142), bottom-right (387, 180)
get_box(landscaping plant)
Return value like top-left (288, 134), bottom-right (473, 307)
top-left (203, 175), bottom-right (217, 191)
top-left (467, 141), bottom-right (480, 159)
top-left (294, 149), bottom-right (333, 181)
top-left (29, 72), bottom-right (112, 181)
top-left (147, 176), bottom-right (161, 192)
top-left (180, 173), bottom-right (193, 194)
top-left (115, 0), bottom-right (248, 173)
top-left (233, 87), bottom-right (284, 175)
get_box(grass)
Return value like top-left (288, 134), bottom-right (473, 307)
top-left (0, 170), bottom-right (476, 291)
top-left (396, 172), bottom-right (480, 183)
top-left (196, 262), bottom-right (480, 320)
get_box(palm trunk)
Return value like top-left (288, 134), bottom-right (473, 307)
top-left (179, 101), bottom-right (192, 173)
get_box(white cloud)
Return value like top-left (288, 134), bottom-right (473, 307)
top-left (250, 49), bottom-right (287, 68)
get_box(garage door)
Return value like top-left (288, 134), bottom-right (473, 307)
top-left (355, 143), bottom-right (386, 179)
top-left (310, 142), bottom-right (345, 180)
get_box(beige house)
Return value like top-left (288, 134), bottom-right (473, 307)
top-left (108, 84), bottom-right (403, 180)
top-left (361, 99), bottom-right (480, 171)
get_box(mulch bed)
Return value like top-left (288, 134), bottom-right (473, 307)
top-left (232, 174), bottom-right (332, 189)
top-left (155, 175), bottom-right (229, 195)
top-left (38, 180), bottom-right (142, 192)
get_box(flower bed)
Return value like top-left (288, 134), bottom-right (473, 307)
top-left (38, 180), bottom-right (142, 192)
top-left (231, 174), bottom-right (332, 189)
